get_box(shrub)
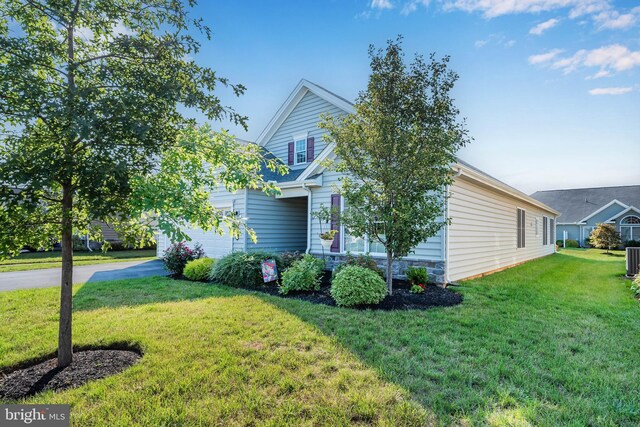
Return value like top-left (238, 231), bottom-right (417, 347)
top-left (406, 266), bottom-right (428, 286)
top-left (410, 284), bottom-right (425, 294)
top-left (334, 253), bottom-right (385, 278)
top-left (162, 241), bottom-right (204, 275)
top-left (209, 250), bottom-right (283, 287)
top-left (281, 250), bottom-right (304, 270)
top-left (183, 258), bottom-right (216, 281)
top-left (589, 223), bottom-right (621, 253)
top-left (565, 239), bottom-right (579, 248)
top-left (279, 255), bottom-right (325, 295)
top-left (632, 274), bottom-right (640, 299)
top-left (556, 239), bottom-right (564, 248)
top-left (330, 265), bottom-right (387, 307)
top-left (624, 240), bottom-right (640, 248)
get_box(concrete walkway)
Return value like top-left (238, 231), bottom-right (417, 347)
top-left (0, 259), bottom-right (166, 292)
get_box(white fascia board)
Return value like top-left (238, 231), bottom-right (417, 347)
top-left (577, 199), bottom-right (629, 223)
top-left (602, 205), bottom-right (640, 223)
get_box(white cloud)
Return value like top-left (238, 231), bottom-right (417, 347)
top-left (371, 0), bottom-right (394, 9)
top-left (532, 44), bottom-right (640, 77)
top-left (401, 0), bottom-right (430, 15)
top-left (475, 39), bottom-right (488, 48)
top-left (529, 18), bottom-right (560, 35)
top-left (528, 49), bottom-right (563, 64)
top-left (588, 87), bottom-right (633, 95)
top-left (443, 0), bottom-right (610, 19)
top-left (593, 7), bottom-right (640, 30)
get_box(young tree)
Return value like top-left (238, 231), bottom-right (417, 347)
top-left (0, 1), bottom-right (283, 367)
top-left (320, 37), bottom-right (470, 294)
top-left (589, 223), bottom-right (621, 253)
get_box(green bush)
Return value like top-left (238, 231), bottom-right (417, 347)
top-left (334, 253), bottom-right (384, 278)
top-left (565, 239), bottom-right (579, 248)
top-left (209, 251), bottom-right (283, 287)
top-left (406, 266), bottom-right (428, 285)
top-left (281, 250), bottom-right (304, 270)
top-left (624, 240), bottom-right (640, 248)
top-left (162, 241), bottom-right (205, 275)
top-left (632, 274), bottom-right (640, 299)
top-left (184, 258), bottom-right (216, 281)
top-left (410, 284), bottom-right (425, 294)
top-left (279, 255), bottom-right (325, 295)
top-left (330, 265), bottom-right (387, 307)
top-left (556, 239), bottom-right (564, 248)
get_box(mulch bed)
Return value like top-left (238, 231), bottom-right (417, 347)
top-left (0, 349), bottom-right (141, 400)
top-left (227, 272), bottom-right (463, 310)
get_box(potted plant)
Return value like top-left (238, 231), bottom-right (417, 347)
top-left (320, 229), bottom-right (338, 250)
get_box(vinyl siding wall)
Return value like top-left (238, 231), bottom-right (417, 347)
top-left (263, 90), bottom-right (345, 169)
top-left (245, 190), bottom-right (307, 252)
top-left (309, 169), bottom-right (443, 260)
top-left (447, 175), bottom-right (556, 281)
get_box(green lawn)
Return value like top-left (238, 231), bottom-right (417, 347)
top-left (0, 250), bottom-right (157, 272)
top-left (1, 249), bottom-right (638, 425)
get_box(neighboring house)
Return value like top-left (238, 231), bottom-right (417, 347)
top-left (531, 186), bottom-right (640, 247)
top-left (157, 79), bottom-right (559, 283)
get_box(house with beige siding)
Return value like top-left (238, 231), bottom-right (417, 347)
top-left (157, 79), bottom-right (559, 283)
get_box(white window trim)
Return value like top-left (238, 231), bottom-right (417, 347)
top-left (292, 132), bottom-right (308, 166)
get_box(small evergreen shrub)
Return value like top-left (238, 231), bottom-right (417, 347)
top-left (406, 266), bottom-right (429, 286)
top-left (334, 253), bottom-right (385, 278)
top-left (183, 257), bottom-right (216, 281)
top-left (624, 240), bottom-right (640, 248)
top-left (281, 250), bottom-right (304, 270)
top-left (279, 255), bottom-right (325, 295)
top-left (556, 240), bottom-right (564, 248)
top-left (163, 241), bottom-right (205, 275)
top-left (209, 251), bottom-right (283, 287)
top-left (565, 239), bottom-right (579, 248)
top-left (330, 265), bottom-right (387, 307)
top-left (410, 284), bottom-right (425, 294)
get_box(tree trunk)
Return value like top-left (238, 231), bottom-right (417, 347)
top-left (57, 184), bottom-right (74, 368)
top-left (386, 251), bottom-right (393, 295)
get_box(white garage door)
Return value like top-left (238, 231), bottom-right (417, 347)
top-left (159, 214), bottom-right (234, 259)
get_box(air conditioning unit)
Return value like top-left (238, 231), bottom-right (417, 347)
top-left (627, 247), bottom-right (640, 277)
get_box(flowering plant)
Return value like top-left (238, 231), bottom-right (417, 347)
top-left (162, 241), bottom-right (205, 275)
top-left (410, 283), bottom-right (425, 294)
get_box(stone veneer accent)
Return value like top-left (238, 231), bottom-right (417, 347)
top-left (318, 254), bottom-right (445, 285)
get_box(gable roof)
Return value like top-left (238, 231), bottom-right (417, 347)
top-left (254, 79), bottom-right (354, 147)
top-left (604, 205), bottom-right (640, 223)
top-left (531, 185), bottom-right (640, 223)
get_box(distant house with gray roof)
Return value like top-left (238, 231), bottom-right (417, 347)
top-left (531, 185), bottom-right (640, 246)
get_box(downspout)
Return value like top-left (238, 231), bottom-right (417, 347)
top-left (302, 183), bottom-right (312, 254)
top-left (85, 233), bottom-right (93, 252)
top-left (444, 167), bottom-right (463, 285)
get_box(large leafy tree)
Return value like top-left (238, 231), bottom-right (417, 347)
top-left (320, 37), bottom-right (470, 294)
top-left (0, 1), bottom-right (283, 367)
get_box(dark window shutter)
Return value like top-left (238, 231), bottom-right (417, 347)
top-left (521, 210), bottom-right (526, 248)
top-left (306, 137), bottom-right (314, 162)
top-left (330, 194), bottom-right (341, 252)
top-left (287, 142), bottom-right (294, 165)
top-left (550, 218), bottom-right (555, 244)
top-left (516, 209), bottom-right (521, 248)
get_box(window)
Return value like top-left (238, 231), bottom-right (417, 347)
top-left (295, 139), bottom-right (306, 164)
top-left (344, 223), bottom-right (386, 255)
top-left (621, 215), bottom-right (640, 242)
top-left (550, 218), bottom-right (555, 244)
top-left (517, 208), bottom-right (525, 248)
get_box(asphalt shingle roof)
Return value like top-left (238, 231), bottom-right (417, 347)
top-left (530, 185), bottom-right (640, 223)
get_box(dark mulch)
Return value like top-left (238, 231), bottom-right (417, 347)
top-left (225, 271), bottom-right (463, 311)
top-left (0, 349), bottom-right (141, 400)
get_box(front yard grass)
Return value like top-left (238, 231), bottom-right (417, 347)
top-left (0, 249), bottom-right (157, 272)
top-left (1, 248), bottom-right (638, 425)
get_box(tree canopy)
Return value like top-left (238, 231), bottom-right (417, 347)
top-left (0, 0), bottom-right (283, 367)
top-left (320, 36), bottom-right (470, 293)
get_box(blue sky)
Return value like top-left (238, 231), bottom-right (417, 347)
top-left (192, 0), bottom-right (639, 194)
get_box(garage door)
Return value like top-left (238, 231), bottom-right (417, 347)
top-left (159, 215), bottom-right (234, 259)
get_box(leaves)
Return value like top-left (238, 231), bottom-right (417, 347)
top-left (320, 36), bottom-right (471, 262)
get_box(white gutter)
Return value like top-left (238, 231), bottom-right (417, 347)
top-left (302, 183), bottom-right (312, 254)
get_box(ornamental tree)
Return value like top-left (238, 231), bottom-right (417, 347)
top-left (320, 37), bottom-right (471, 294)
top-left (589, 223), bottom-right (621, 253)
top-left (0, 1), bottom-right (283, 368)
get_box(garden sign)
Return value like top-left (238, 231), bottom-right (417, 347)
top-left (261, 259), bottom-right (278, 283)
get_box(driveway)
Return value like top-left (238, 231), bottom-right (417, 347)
top-left (0, 259), bottom-right (166, 292)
